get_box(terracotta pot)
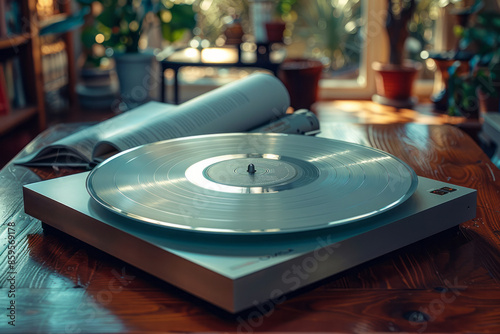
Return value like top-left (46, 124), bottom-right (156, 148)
top-left (265, 21), bottom-right (286, 43)
top-left (224, 23), bottom-right (244, 45)
top-left (280, 58), bottom-right (323, 111)
top-left (372, 61), bottom-right (421, 101)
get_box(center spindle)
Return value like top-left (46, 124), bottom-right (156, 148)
top-left (247, 163), bottom-right (256, 174)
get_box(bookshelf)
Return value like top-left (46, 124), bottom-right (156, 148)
top-left (0, 0), bottom-right (46, 134)
top-left (38, 0), bottom-right (77, 115)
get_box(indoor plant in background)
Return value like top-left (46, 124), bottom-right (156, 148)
top-left (263, 0), bottom-right (290, 44)
top-left (279, 0), bottom-right (362, 111)
top-left (289, 0), bottom-right (362, 72)
top-left (272, 0), bottom-right (322, 111)
top-left (372, 0), bottom-right (421, 108)
top-left (452, 9), bottom-right (500, 116)
top-left (78, 0), bottom-right (196, 110)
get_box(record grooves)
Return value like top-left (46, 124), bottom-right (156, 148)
top-left (86, 133), bottom-right (418, 234)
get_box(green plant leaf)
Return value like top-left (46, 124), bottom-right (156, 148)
top-left (97, 6), bottom-right (119, 28)
top-left (81, 26), bottom-right (101, 49)
top-left (159, 4), bottom-right (196, 43)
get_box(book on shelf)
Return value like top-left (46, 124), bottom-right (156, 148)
top-left (6, 1), bottom-right (21, 35)
top-left (0, 0), bottom-right (7, 38)
top-left (3, 59), bottom-right (14, 101)
top-left (1, 0), bottom-right (22, 37)
top-left (0, 57), bottom-right (27, 112)
top-left (11, 57), bottom-right (26, 108)
top-left (0, 64), bottom-right (10, 115)
top-left (41, 39), bottom-right (69, 113)
top-left (15, 73), bottom-right (320, 168)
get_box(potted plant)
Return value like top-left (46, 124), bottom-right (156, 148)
top-left (264, 0), bottom-right (290, 43)
top-left (224, 16), bottom-right (245, 45)
top-left (447, 59), bottom-right (479, 118)
top-left (287, 0), bottom-right (362, 72)
top-left (77, 0), bottom-right (196, 109)
top-left (372, 0), bottom-right (421, 108)
top-left (456, 10), bottom-right (500, 115)
top-left (279, 0), bottom-right (362, 110)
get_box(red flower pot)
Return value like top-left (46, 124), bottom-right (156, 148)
top-left (265, 21), bottom-right (286, 43)
top-left (280, 58), bottom-right (323, 111)
top-left (372, 61), bottom-right (421, 105)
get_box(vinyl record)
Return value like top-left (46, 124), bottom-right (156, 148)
top-left (86, 133), bottom-right (418, 234)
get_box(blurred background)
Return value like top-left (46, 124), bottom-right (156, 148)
top-left (1, 0), bottom-right (500, 166)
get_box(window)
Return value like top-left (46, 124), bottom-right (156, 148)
top-left (281, 0), bottom-right (363, 80)
top-left (166, 0), bottom-right (445, 100)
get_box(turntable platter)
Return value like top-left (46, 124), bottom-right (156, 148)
top-left (86, 133), bottom-right (418, 234)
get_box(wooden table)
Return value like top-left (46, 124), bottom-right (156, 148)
top-left (2, 121), bottom-right (500, 333)
top-left (314, 100), bottom-right (483, 139)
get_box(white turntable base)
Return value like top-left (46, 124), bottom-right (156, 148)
top-left (23, 173), bottom-right (476, 313)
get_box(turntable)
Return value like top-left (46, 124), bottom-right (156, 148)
top-left (23, 133), bottom-right (477, 313)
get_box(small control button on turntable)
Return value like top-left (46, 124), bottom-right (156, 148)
top-left (430, 187), bottom-right (457, 195)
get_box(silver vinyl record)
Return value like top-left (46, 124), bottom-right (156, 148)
top-left (86, 133), bottom-right (418, 234)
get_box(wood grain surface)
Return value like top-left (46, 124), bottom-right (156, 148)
top-left (1, 121), bottom-right (500, 333)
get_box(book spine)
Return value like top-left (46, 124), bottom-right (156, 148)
top-left (41, 39), bottom-right (69, 112)
top-left (4, 59), bottom-right (14, 102)
top-left (0, 0), bottom-right (8, 37)
top-left (4, 0), bottom-right (22, 35)
top-left (0, 64), bottom-right (11, 115)
top-left (12, 57), bottom-right (26, 108)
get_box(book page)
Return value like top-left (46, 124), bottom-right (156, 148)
top-left (93, 73), bottom-right (290, 159)
top-left (15, 102), bottom-right (172, 166)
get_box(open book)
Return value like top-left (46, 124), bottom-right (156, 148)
top-left (15, 73), bottom-right (320, 168)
